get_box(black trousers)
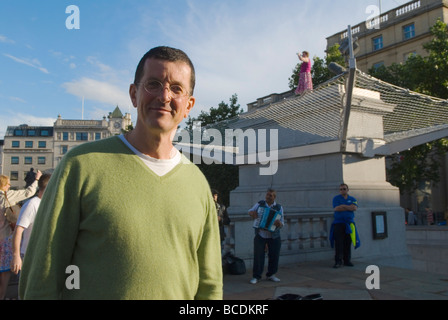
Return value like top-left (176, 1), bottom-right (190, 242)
top-left (333, 223), bottom-right (352, 264)
top-left (252, 234), bottom-right (281, 279)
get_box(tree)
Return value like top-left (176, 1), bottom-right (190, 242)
top-left (186, 93), bottom-right (242, 132)
top-left (369, 19), bottom-right (448, 99)
top-left (421, 19), bottom-right (448, 98)
top-left (121, 123), bottom-right (134, 134)
top-left (185, 94), bottom-right (243, 206)
top-left (288, 44), bottom-right (345, 90)
top-left (368, 19), bottom-right (448, 194)
top-left (387, 139), bottom-right (448, 194)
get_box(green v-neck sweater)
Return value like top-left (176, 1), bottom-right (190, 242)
top-left (19, 136), bottom-right (223, 299)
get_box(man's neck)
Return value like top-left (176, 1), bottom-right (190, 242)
top-left (125, 127), bottom-right (175, 159)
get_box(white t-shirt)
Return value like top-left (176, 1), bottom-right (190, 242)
top-left (118, 134), bottom-right (181, 176)
top-left (16, 196), bottom-right (41, 255)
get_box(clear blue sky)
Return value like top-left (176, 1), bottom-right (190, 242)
top-left (0, 0), bottom-right (409, 137)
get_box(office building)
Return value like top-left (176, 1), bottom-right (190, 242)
top-left (326, 0), bottom-right (448, 72)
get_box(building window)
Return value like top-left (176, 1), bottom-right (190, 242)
top-left (41, 129), bottom-right (50, 136)
top-left (38, 141), bottom-right (46, 148)
top-left (95, 132), bottom-right (101, 140)
top-left (27, 130), bottom-right (36, 136)
top-left (11, 157), bottom-right (19, 165)
top-left (38, 157), bottom-right (46, 165)
top-left (403, 23), bottom-right (415, 40)
top-left (14, 129), bottom-right (24, 136)
top-left (76, 132), bottom-right (88, 141)
top-left (372, 35), bottom-right (383, 51)
top-left (10, 172), bottom-right (19, 181)
top-left (11, 141), bottom-right (20, 148)
top-left (62, 145), bottom-right (68, 155)
top-left (63, 132), bottom-right (69, 141)
top-left (404, 51), bottom-right (417, 61)
top-left (372, 61), bottom-right (385, 70)
top-left (25, 141), bottom-right (33, 148)
top-left (25, 157), bottom-right (32, 165)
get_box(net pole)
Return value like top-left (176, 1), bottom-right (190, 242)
top-left (340, 25), bottom-right (357, 152)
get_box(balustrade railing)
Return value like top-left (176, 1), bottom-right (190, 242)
top-left (223, 213), bottom-right (333, 256)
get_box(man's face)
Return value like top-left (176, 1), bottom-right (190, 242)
top-left (130, 58), bottom-right (195, 135)
top-left (265, 191), bottom-right (276, 205)
top-left (339, 185), bottom-right (348, 196)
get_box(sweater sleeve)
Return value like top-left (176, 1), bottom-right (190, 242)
top-left (19, 155), bottom-right (81, 299)
top-left (194, 191), bottom-right (223, 300)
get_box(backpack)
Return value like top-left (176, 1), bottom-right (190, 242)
top-left (223, 253), bottom-right (246, 275)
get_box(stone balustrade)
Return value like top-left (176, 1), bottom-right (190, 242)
top-left (222, 213), bottom-right (333, 259)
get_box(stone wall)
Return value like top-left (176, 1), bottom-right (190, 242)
top-left (406, 226), bottom-right (448, 275)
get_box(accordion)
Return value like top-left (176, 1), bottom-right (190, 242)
top-left (253, 206), bottom-right (281, 232)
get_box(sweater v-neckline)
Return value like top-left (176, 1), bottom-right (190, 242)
top-left (115, 136), bottom-right (185, 181)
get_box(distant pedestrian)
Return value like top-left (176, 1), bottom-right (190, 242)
top-left (212, 189), bottom-right (230, 254)
top-left (295, 50), bottom-right (313, 95)
top-left (426, 207), bottom-right (434, 225)
top-left (24, 168), bottom-right (36, 188)
top-left (405, 208), bottom-right (417, 225)
top-left (0, 171), bottom-right (41, 299)
top-left (11, 173), bottom-right (52, 276)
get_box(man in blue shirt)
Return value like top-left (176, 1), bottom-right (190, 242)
top-left (331, 183), bottom-right (358, 268)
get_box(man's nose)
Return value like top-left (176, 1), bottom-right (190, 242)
top-left (157, 85), bottom-right (173, 103)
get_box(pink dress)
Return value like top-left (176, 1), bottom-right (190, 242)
top-left (295, 60), bottom-right (313, 95)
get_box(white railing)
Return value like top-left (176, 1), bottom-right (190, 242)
top-left (223, 213), bottom-right (333, 256)
top-left (341, 26), bottom-right (360, 39)
top-left (396, 0), bottom-right (421, 17)
top-left (366, 13), bottom-right (389, 29)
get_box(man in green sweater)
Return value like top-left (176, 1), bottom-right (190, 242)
top-left (19, 46), bottom-right (223, 300)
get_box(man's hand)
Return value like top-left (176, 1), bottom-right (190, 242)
top-left (11, 254), bottom-right (22, 275)
top-left (248, 210), bottom-right (258, 219)
top-left (273, 220), bottom-right (283, 228)
top-left (334, 204), bottom-right (357, 212)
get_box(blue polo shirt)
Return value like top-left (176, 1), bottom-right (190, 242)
top-left (332, 194), bottom-right (358, 223)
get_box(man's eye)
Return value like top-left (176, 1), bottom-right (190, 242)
top-left (170, 85), bottom-right (184, 94)
top-left (146, 81), bottom-right (161, 90)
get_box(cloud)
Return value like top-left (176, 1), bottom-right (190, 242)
top-left (9, 96), bottom-right (26, 103)
top-left (61, 77), bottom-right (131, 109)
top-left (86, 56), bottom-right (113, 74)
top-left (0, 35), bottom-right (15, 44)
top-left (49, 50), bottom-right (77, 70)
top-left (3, 53), bottom-right (49, 74)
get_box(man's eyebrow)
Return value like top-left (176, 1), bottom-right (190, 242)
top-left (143, 77), bottom-right (184, 85)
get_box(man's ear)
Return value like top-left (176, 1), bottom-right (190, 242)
top-left (129, 84), bottom-right (137, 108)
top-left (184, 96), bottom-right (195, 118)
